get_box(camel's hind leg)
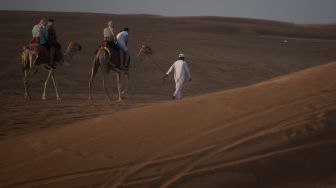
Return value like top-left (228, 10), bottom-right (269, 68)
top-left (102, 74), bottom-right (112, 102)
top-left (23, 66), bottom-right (37, 100)
top-left (88, 57), bottom-right (100, 101)
top-left (95, 50), bottom-right (112, 102)
top-left (22, 51), bottom-right (31, 99)
top-left (23, 70), bottom-right (30, 100)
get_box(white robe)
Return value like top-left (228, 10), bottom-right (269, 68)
top-left (166, 60), bottom-right (191, 99)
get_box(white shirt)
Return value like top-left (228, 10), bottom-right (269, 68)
top-left (166, 60), bottom-right (191, 82)
top-left (116, 31), bottom-right (128, 46)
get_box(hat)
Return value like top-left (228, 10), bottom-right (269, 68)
top-left (178, 53), bottom-right (185, 58)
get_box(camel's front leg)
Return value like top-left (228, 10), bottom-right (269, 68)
top-left (116, 73), bottom-right (122, 102)
top-left (121, 72), bottom-right (130, 96)
top-left (51, 71), bottom-right (61, 100)
top-left (42, 70), bottom-right (53, 100)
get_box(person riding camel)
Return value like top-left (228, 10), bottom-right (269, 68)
top-left (32, 19), bottom-right (52, 68)
top-left (46, 19), bottom-right (64, 69)
top-left (31, 18), bottom-right (47, 46)
top-left (98, 21), bottom-right (126, 70)
top-left (103, 21), bottom-right (119, 51)
top-left (116, 27), bottom-right (130, 69)
top-left (33, 18), bottom-right (51, 68)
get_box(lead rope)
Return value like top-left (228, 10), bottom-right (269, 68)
top-left (145, 54), bottom-right (168, 84)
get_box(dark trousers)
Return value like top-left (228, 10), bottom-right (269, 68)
top-left (106, 41), bottom-right (120, 52)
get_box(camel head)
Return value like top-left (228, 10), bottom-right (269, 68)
top-left (66, 41), bottom-right (82, 53)
top-left (63, 41), bottom-right (82, 64)
top-left (139, 45), bottom-right (154, 56)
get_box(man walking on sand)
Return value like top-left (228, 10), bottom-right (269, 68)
top-left (165, 53), bottom-right (192, 100)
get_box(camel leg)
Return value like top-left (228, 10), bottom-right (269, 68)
top-left (23, 70), bottom-right (28, 98)
top-left (24, 69), bottom-right (28, 78)
top-left (102, 74), bottom-right (112, 101)
top-left (121, 72), bottom-right (130, 96)
top-left (88, 72), bottom-right (96, 101)
top-left (23, 66), bottom-right (37, 100)
top-left (42, 70), bottom-right (53, 100)
top-left (51, 71), bottom-right (61, 100)
top-left (88, 58), bottom-right (99, 101)
top-left (22, 53), bottom-right (34, 100)
top-left (116, 73), bottom-right (122, 102)
top-left (23, 72), bottom-right (30, 100)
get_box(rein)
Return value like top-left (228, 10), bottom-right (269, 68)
top-left (144, 54), bottom-right (168, 85)
top-left (146, 54), bottom-right (166, 74)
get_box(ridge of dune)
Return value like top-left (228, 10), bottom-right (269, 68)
top-left (1, 61), bottom-right (336, 187)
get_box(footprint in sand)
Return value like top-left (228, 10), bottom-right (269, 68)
top-left (45, 146), bottom-right (86, 158)
top-left (283, 114), bottom-right (333, 141)
top-left (32, 140), bottom-right (56, 150)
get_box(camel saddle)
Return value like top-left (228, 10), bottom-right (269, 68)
top-left (26, 45), bottom-right (63, 66)
top-left (99, 41), bottom-right (121, 68)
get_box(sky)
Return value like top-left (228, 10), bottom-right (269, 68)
top-left (1, 0), bottom-right (336, 24)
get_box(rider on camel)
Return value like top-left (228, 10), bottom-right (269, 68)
top-left (103, 21), bottom-right (119, 51)
top-left (46, 19), bottom-right (65, 69)
top-left (116, 27), bottom-right (130, 69)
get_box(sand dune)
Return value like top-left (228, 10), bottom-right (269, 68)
top-left (1, 61), bottom-right (335, 187)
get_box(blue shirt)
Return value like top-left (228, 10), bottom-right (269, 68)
top-left (39, 26), bottom-right (48, 44)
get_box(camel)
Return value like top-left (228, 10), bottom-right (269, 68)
top-left (21, 41), bottom-right (82, 100)
top-left (88, 45), bottom-right (155, 102)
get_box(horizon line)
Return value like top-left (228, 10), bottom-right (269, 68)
top-left (1, 9), bottom-right (335, 25)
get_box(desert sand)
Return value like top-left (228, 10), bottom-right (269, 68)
top-left (0, 11), bottom-right (336, 188)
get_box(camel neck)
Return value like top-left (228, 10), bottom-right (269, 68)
top-left (63, 46), bottom-right (77, 63)
top-left (131, 52), bottom-right (146, 66)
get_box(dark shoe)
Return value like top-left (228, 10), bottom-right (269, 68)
top-left (46, 64), bottom-right (56, 70)
top-left (117, 66), bottom-right (128, 71)
top-left (172, 96), bottom-right (176, 100)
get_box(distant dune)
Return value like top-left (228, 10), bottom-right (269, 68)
top-left (0, 11), bottom-right (336, 188)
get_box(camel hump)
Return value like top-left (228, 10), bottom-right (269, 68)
top-left (96, 46), bottom-right (121, 68)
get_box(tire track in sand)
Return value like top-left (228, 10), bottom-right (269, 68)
top-left (122, 140), bottom-right (336, 187)
top-left (120, 103), bottom-right (334, 187)
top-left (102, 91), bottom-right (336, 188)
top-left (155, 107), bottom-right (336, 188)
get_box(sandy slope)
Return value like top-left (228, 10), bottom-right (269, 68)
top-left (0, 61), bottom-right (335, 188)
top-left (1, 11), bottom-right (336, 138)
